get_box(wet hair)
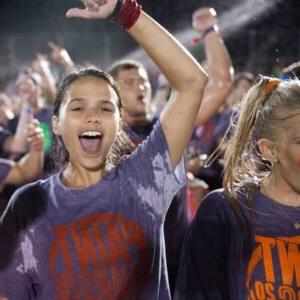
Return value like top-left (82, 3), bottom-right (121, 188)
top-left (221, 76), bottom-right (300, 223)
top-left (51, 68), bottom-right (135, 171)
top-left (107, 59), bottom-right (146, 79)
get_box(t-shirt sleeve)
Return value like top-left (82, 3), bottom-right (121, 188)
top-left (121, 121), bottom-right (186, 219)
top-left (0, 199), bottom-right (30, 299)
top-left (0, 183), bottom-right (44, 300)
top-left (0, 158), bottom-right (13, 184)
top-left (174, 190), bottom-right (232, 300)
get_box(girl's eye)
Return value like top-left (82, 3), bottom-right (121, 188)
top-left (102, 106), bottom-right (115, 113)
top-left (70, 107), bottom-right (83, 111)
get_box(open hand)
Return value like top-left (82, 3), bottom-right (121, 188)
top-left (66, 0), bottom-right (118, 19)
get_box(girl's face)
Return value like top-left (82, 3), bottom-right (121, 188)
top-left (53, 76), bottom-right (120, 172)
top-left (273, 113), bottom-right (300, 193)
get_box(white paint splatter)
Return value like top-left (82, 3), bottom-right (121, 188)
top-left (16, 234), bottom-right (38, 274)
top-left (152, 153), bottom-right (166, 189)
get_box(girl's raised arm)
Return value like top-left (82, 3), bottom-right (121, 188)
top-left (67, 0), bottom-right (208, 168)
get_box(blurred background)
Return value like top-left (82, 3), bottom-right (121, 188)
top-left (0, 0), bottom-right (299, 85)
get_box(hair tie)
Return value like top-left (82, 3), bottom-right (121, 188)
top-left (264, 78), bottom-right (280, 94)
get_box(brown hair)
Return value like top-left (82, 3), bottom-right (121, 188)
top-left (51, 68), bottom-right (135, 171)
top-left (107, 59), bottom-right (145, 79)
top-left (222, 76), bottom-right (300, 223)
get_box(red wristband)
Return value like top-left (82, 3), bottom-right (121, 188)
top-left (115, 0), bottom-right (142, 29)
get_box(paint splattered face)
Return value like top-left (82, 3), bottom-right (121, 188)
top-left (52, 76), bottom-right (120, 172)
top-left (273, 113), bottom-right (300, 193)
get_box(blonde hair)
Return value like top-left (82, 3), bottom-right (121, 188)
top-left (222, 76), bottom-right (300, 222)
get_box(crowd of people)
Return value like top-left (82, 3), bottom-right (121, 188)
top-left (0, 0), bottom-right (299, 299)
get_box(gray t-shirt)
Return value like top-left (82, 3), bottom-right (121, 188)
top-left (0, 121), bottom-right (185, 300)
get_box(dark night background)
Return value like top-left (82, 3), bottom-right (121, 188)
top-left (0, 0), bottom-right (299, 84)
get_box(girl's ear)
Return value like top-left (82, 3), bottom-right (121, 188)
top-left (257, 138), bottom-right (277, 162)
top-left (52, 115), bottom-right (60, 135)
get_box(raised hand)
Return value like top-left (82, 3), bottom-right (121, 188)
top-left (27, 119), bottom-right (44, 152)
top-left (66, 0), bottom-right (118, 20)
top-left (48, 41), bottom-right (73, 67)
top-left (32, 53), bottom-right (51, 75)
top-left (192, 7), bottom-right (217, 32)
top-left (15, 70), bottom-right (38, 107)
top-left (0, 93), bottom-right (14, 122)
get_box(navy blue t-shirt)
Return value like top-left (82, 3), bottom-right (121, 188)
top-left (175, 188), bottom-right (300, 299)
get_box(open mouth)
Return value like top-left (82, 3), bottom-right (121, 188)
top-left (79, 130), bottom-right (103, 155)
top-left (137, 95), bottom-right (145, 103)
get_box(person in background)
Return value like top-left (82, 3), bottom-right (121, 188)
top-left (8, 69), bottom-right (53, 172)
top-left (0, 119), bottom-right (44, 213)
top-left (31, 41), bottom-right (75, 107)
top-left (189, 72), bottom-right (254, 181)
top-left (209, 72), bottom-right (255, 170)
top-left (48, 41), bottom-right (75, 76)
top-left (0, 69), bottom-right (54, 207)
top-left (192, 7), bottom-right (233, 125)
top-left (184, 7), bottom-right (234, 220)
top-left (0, 83), bottom-right (37, 159)
top-left (175, 76), bottom-right (300, 299)
top-left (0, 121), bottom-right (44, 186)
top-left (107, 59), bottom-right (154, 143)
top-left (0, 76), bottom-right (47, 210)
top-left (32, 53), bottom-right (57, 105)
